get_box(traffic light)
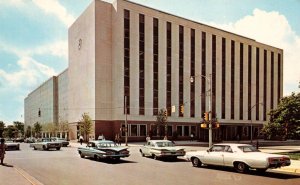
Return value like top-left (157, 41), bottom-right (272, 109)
top-left (180, 105), bottom-right (184, 114)
top-left (164, 110), bottom-right (168, 117)
top-left (201, 123), bottom-right (207, 128)
top-left (38, 108), bottom-right (41, 117)
top-left (215, 122), bottom-right (220, 128)
top-left (204, 112), bottom-right (209, 121)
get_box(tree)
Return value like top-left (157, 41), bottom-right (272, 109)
top-left (262, 92), bottom-right (300, 140)
top-left (0, 121), bottom-right (5, 137)
top-left (25, 125), bottom-right (32, 138)
top-left (43, 123), bottom-right (59, 137)
top-left (155, 108), bottom-right (168, 138)
top-left (13, 121), bottom-right (24, 136)
top-left (78, 113), bottom-right (93, 142)
top-left (34, 122), bottom-right (42, 138)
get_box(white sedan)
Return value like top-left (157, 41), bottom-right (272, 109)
top-left (186, 143), bottom-right (291, 173)
top-left (140, 140), bottom-right (185, 160)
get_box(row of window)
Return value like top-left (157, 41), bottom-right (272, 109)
top-left (123, 9), bottom-right (282, 121)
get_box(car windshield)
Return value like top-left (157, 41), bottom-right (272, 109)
top-left (155, 141), bottom-right (174, 147)
top-left (238, 145), bottom-right (260, 152)
top-left (97, 141), bottom-right (115, 148)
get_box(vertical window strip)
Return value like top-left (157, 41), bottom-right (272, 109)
top-left (231, 40), bottom-right (235, 120)
top-left (212, 35), bottom-right (216, 119)
top-left (221, 38), bottom-right (226, 119)
top-left (201, 32), bottom-right (206, 116)
top-left (190, 29), bottom-right (195, 117)
top-left (139, 14), bottom-right (145, 115)
top-left (263, 50), bottom-right (267, 121)
top-left (179, 25), bottom-right (184, 117)
top-left (278, 53), bottom-right (281, 104)
top-left (124, 9), bottom-right (130, 114)
top-left (153, 18), bottom-right (159, 115)
top-left (271, 52), bottom-right (274, 109)
top-left (256, 47), bottom-right (260, 120)
top-left (166, 22), bottom-right (172, 115)
top-left (248, 45), bottom-right (252, 120)
top-left (240, 43), bottom-right (243, 120)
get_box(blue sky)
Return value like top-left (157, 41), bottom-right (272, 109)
top-left (0, 0), bottom-right (299, 124)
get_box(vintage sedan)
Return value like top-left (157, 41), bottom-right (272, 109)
top-left (5, 139), bottom-right (20, 150)
top-left (51, 137), bottom-right (69, 147)
top-left (186, 143), bottom-right (291, 173)
top-left (78, 140), bottom-right (130, 161)
top-left (139, 140), bottom-right (185, 160)
top-left (30, 138), bottom-right (62, 151)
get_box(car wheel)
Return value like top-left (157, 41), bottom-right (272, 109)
top-left (235, 162), bottom-right (249, 173)
top-left (94, 155), bottom-right (99, 161)
top-left (79, 152), bottom-right (84, 158)
top-left (33, 146), bottom-right (37, 150)
top-left (139, 149), bottom-right (145, 157)
top-left (153, 155), bottom-right (158, 160)
top-left (192, 157), bottom-right (202, 167)
top-left (56, 147), bottom-right (61, 150)
top-left (43, 145), bottom-right (47, 150)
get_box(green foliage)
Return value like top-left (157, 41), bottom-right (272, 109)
top-left (25, 125), bottom-right (32, 138)
top-left (2, 125), bottom-right (18, 138)
top-left (155, 109), bottom-right (168, 137)
top-left (13, 121), bottom-right (24, 136)
top-left (262, 92), bottom-right (300, 140)
top-left (0, 121), bottom-right (5, 137)
top-left (34, 122), bottom-right (42, 138)
top-left (78, 113), bottom-right (93, 141)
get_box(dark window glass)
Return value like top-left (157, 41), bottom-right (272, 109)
top-left (240, 43), bottom-right (244, 120)
top-left (278, 53), bottom-right (281, 104)
top-left (201, 32), bottom-right (206, 116)
top-left (139, 14), bottom-right (145, 115)
top-left (212, 35), bottom-right (216, 119)
top-left (179, 25), bottom-right (184, 117)
top-left (166, 22), bottom-right (172, 115)
top-left (263, 50), bottom-right (267, 121)
top-left (231, 40), bottom-right (235, 120)
top-left (256, 47), bottom-right (260, 120)
top-left (222, 38), bottom-right (226, 119)
top-left (271, 52), bottom-right (274, 109)
top-left (248, 45), bottom-right (252, 120)
top-left (124, 9), bottom-right (130, 114)
top-left (190, 29), bottom-right (195, 117)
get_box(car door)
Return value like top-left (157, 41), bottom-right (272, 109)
top-left (202, 145), bottom-right (225, 166)
top-left (142, 141), bottom-right (152, 156)
top-left (222, 145), bottom-right (236, 167)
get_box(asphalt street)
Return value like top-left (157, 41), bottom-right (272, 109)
top-left (1, 143), bottom-right (300, 185)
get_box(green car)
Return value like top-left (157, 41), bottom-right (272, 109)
top-left (78, 140), bottom-right (130, 161)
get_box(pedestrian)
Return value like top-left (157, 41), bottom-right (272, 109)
top-left (79, 135), bottom-right (83, 145)
top-left (190, 133), bottom-right (194, 141)
top-left (98, 133), bottom-right (105, 140)
top-left (0, 138), bottom-right (6, 165)
top-left (114, 134), bottom-right (118, 146)
top-left (163, 135), bottom-right (167, 140)
top-left (146, 135), bottom-right (150, 142)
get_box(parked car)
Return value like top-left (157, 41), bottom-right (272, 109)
top-left (4, 139), bottom-right (20, 150)
top-left (13, 137), bottom-right (24, 142)
top-left (30, 138), bottom-right (62, 150)
top-left (139, 140), bottom-right (185, 160)
top-left (51, 137), bottom-right (69, 147)
top-left (25, 137), bottom-right (36, 143)
top-left (186, 143), bottom-right (291, 173)
top-left (78, 140), bottom-right (130, 161)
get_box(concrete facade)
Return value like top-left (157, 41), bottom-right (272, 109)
top-left (25, 0), bottom-right (283, 142)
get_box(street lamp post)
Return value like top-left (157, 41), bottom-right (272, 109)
top-left (190, 74), bottom-right (213, 148)
top-left (249, 103), bottom-right (264, 143)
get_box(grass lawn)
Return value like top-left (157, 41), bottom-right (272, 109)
top-left (279, 152), bottom-right (300, 160)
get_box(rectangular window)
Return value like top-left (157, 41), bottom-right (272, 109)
top-left (177, 126), bottom-right (182, 136)
top-left (131, 124), bottom-right (137, 136)
top-left (179, 25), bottom-right (184, 117)
top-left (124, 9), bottom-right (130, 115)
top-left (153, 18), bottom-right (159, 115)
top-left (184, 126), bottom-right (189, 136)
top-left (140, 125), bottom-right (146, 136)
top-left (201, 32), bottom-right (206, 116)
top-left (190, 29), bottom-right (195, 117)
top-left (256, 47), bottom-right (260, 120)
top-left (221, 38), bottom-right (226, 119)
top-left (240, 43), bottom-right (244, 120)
top-left (231, 40), bottom-right (235, 120)
top-left (167, 126), bottom-right (173, 137)
top-left (166, 22), bottom-right (172, 116)
top-left (139, 14), bottom-right (145, 115)
top-left (212, 35), bottom-right (216, 119)
top-left (248, 45), bottom-right (252, 120)
top-left (263, 50), bottom-right (267, 121)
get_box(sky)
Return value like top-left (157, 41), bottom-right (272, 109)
top-left (0, 0), bottom-right (299, 125)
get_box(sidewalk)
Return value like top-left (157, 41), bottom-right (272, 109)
top-left (0, 164), bottom-right (32, 185)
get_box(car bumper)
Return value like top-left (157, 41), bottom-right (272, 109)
top-left (102, 154), bottom-right (130, 158)
top-left (268, 161), bottom-right (291, 168)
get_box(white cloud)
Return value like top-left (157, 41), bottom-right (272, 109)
top-left (32, 0), bottom-right (75, 27)
top-left (0, 40), bottom-right (68, 59)
top-left (207, 8), bottom-right (300, 96)
top-left (0, 57), bottom-right (56, 88)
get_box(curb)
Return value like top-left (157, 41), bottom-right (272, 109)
top-left (14, 167), bottom-right (44, 185)
top-left (274, 168), bottom-right (300, 174)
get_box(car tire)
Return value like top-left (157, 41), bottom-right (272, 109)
top-left (192, 157), bottom-right (202, 167)
top-left (43, 145), bottom-right (47, 150)
top-left (94, 155), bottom-right (99, 161)
top-left (56, 147), bottom-right (61, 150)
top-left (139, 149), bottom-right (145, 157)
top-left (33, 146), bottom-right (37, 150)
top-left (153, 155), bottom-right (158, 160)
top-left (79, 152), bottom-right (84, 158)
top-left (235, 162), bottom-right (249, 173)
